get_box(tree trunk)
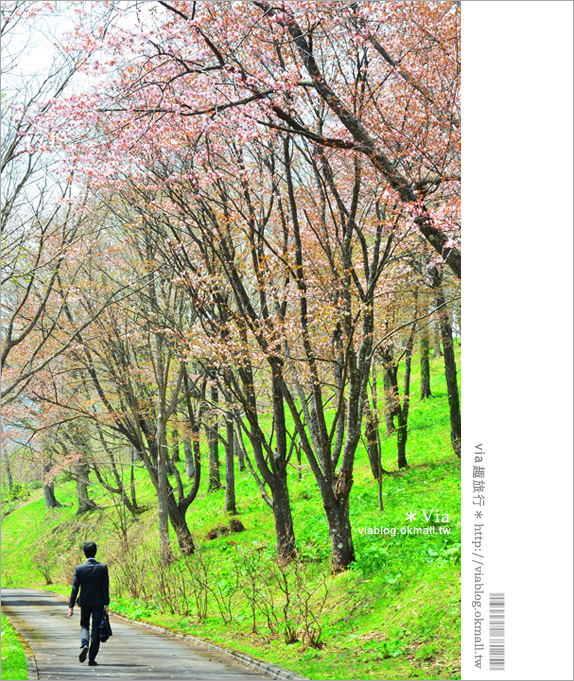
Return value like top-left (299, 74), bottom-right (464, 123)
top-left (43, 464), bottom-right (63, 509)
top-left (398, 326), bottom-right (415, 468)
top-left (396, 409), bottom-right (408, 469)
top-left (296, 442), bottom-right (302, 481)
top-left (130, 463), bottom-right (138, 512)
top-left (165, 415), bottom-right (200, 557)
top-left (225, 413), bottom-right (237, 514)
top-left (324, 494), bottom-right (355, 572)
top-left (432, 320), bottom-right (443, 358)
top-left (208, 426), bottom-right (221, 490)
top-left (183, 436), bottom-right (195, 478)
top-left (382, 368), bottom-right (396, 435)
top-left (75, 460), bottom-right (97, 514)
top-left (156, 401), bottom-right (174, 563)
top-left (43, 483), bottom-right (62, 509)
top-left (365, 400), bottom-right (384, 510)
top-left (208, 384), bottom-right (222, 491)
top-left (4, 455), bottom-right (14, 492)
top-left (436, 288), bottom-right (461, 456)
top-left (171, 428), bottom-right (180, 462)
top-left (235, 431), bottom-right (245, 472)
top-left (382, 321), bottom-right (415, 470)
top-left (420, 328), bottom-right (432, 399)
top-left (269, 478), bottom-right (297, 565)
top-left (167, 500), bottom-right (195, 556)
top-left (157, 442), bottom-right (174, 563)
top-left (42, 476), bottom-right (63, 508)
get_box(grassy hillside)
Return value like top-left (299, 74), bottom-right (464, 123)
top-left (1, 347), bottom-right (461, 680)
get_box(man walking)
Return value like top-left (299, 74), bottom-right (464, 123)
top-left (68, 542), bottom-right (110, 666)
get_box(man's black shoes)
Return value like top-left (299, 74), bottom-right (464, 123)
top-left (79, 646), bottom-right (89, 663)
top-left (88, 660), bottom-right (98, 666)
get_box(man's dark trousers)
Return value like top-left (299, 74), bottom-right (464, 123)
top-left (80, 606), bottom-right (104, 660)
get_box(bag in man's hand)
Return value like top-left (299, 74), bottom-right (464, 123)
top-left (99, 611), bottom-right (113, 643)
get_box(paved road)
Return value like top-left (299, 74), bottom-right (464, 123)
top-left (1, 589), bottom-right (273, 680)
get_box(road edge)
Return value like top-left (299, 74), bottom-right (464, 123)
top-left (1, 609), bottom-right (40, 681)
top-left (109, 611), bottom-right (309, 681)
top-left (5, 588), bottom-right (308, 681)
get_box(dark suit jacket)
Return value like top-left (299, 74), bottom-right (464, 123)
top-left (69, 558), bottom-right (110, 608)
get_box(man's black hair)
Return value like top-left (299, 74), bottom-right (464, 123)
top-left (83, 542), bottom-right (97, 558)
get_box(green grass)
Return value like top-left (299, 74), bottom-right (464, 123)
top-left (1, 613), bottom-right (28, 681)
top-left (1, 345), bottom-right (461, 680)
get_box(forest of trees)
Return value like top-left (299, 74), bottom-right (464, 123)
top-left (1, 0), bottom-right (460, 573)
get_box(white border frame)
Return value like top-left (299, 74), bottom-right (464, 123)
top-left (462, 2), bottom-right (573, 679)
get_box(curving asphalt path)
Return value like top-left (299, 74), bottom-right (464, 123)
top-left (1, 589), bottom-right (276, 680)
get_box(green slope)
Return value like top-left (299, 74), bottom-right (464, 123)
top-left (2, 347), bottom-right (461, 680)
